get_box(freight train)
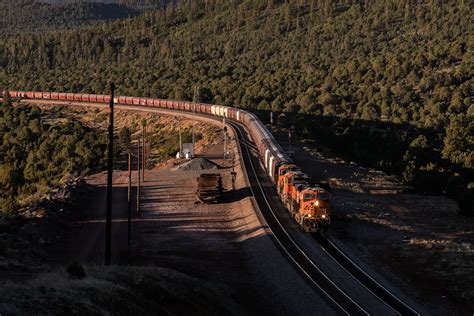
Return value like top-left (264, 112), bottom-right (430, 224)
top-left (6, 91), bottom-right (331, 232)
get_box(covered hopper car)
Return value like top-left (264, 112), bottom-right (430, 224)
top-left (6, 90), bottom-right (331, 232)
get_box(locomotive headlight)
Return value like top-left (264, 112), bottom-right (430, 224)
top-left (322, 214), bottom-right (326, 219)
top-left (314, 200), bottom-right (319, 206)
top-left (308, 214), bottom-right (312, 218)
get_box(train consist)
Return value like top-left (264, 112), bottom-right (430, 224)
top-left (7, 91), bottom-right (331, 232)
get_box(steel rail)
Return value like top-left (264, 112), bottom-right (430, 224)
top-left (317, 233), bottom-right (420, 316)
top-left (15, 98), bottom-right (419, 315)
top-left (228, 120), bottom-right (370, 316)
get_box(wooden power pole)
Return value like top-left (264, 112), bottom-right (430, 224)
top-left (137, 138), bottom-right (141, 213)
top-left (142, 120), bottom-right (146, 181)
top-left (105, 82), bottom-right (115, 266)
top-left (127, 152), bottom-right (132, 252)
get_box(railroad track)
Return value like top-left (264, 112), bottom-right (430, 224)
top-left (229, 120), bottom-right (420, 316)
top-left (229, 120), bottom-right (368, 315)
top-left (316, 234), bottom-right (420, 316)
top-left (16, 98), bottom-right (420, 315)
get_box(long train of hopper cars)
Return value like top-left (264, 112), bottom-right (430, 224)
top-left (6, 90), bottom-right (331, 232)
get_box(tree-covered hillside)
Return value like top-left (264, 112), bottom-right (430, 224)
top-left (0, 0), bottom-right (138, 34)
top-left (0, 96), bottom-right (107, 215)
top-left (0, 0), bottom-right (472, 211)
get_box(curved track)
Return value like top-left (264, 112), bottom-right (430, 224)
top-left (15, 98), bottom-right (420, 315)
top-left (228, 120), bottom-right (369, 316)
top-left (228, 120), bottom-right (420, 316)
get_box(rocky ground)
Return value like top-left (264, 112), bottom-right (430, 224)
top-left (275, 133), bottom-right (473, 315)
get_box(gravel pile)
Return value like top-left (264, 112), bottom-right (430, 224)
top-left (173, 158), bottom-right (220, 171)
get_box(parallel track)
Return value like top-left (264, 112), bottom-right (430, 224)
top-left (316, 234), bottom-right (420, 316)
top-left (229, 120), bottom-right (420, 316)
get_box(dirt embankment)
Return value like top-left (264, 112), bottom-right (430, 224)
top-left (0, 106), bottom-right (241, 315)
top-left (277, 133), bottom-right (473, 314)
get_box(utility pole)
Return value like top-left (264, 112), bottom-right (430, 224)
top-left (178, 118), bottom-right (182, 158)
top-left (105, 82), bottom-right (115, 266)
top-left (223, 125), bottom-right (227, 160)
top-left (137, 139), bottom-right (141, 213)
top-left (127, 152), bottom-right (132, 252)
top-left (142, 120), bottom-right (146, 182)
top-left (192, 86), bottom-right (198, 157)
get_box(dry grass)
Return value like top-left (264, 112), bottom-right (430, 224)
top-left (0, 265), bottom-right (242, 315)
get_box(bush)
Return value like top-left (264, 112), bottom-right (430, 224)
top-left (457, 189), bottom-right (473, 217)
top-left (67, 262), bottom-right (86, 280)
top-left (0, 196), bottom-right (19, 217)
top-left (0, 240), bottom-right (7, 256)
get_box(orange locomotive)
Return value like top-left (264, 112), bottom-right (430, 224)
top-left (278, 165), bottom-right (331, 232)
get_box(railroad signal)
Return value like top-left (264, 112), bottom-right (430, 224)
top-left (288, 125), bottom-right (294, 157)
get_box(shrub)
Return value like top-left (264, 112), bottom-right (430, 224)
top-left (457, 188), bottom-right (473, 217)
top-left (67, 262), bottom-right (86, 280)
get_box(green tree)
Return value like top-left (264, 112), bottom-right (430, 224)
top-left (442, 115), bottom-right (474, 168)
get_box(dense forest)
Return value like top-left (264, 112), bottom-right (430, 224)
top-left (0, 0), bottom-right (472, 213)
top-left (0, 96), bottom-right (108, 215)
top-left (0, 0), bottom-right (139, 34)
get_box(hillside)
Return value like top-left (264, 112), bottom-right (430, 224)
top-left (0, 0), bottom-right (472, 212)
top-left (0, 0), bottom-right (138, 34)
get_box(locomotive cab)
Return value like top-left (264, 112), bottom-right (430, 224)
top-left (295, 186), bottom-right (331, 232)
